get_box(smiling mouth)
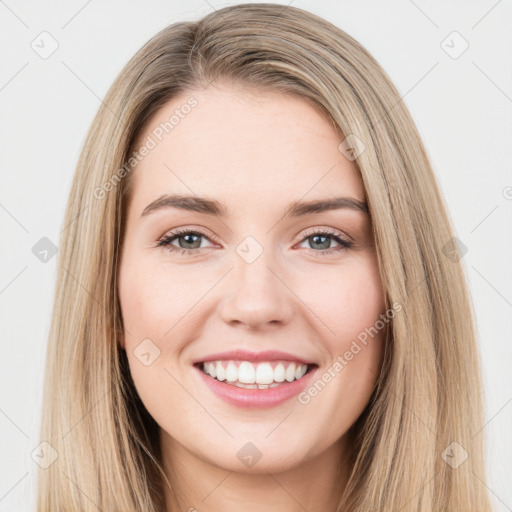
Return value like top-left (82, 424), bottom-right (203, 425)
top-left (194, 360), bottom-right (317, 389)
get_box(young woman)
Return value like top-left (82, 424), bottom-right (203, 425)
top-left (37, 3), bottom-right (493, 511)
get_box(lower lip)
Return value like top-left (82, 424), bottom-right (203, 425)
top-left (194, 364), bottom-right (318, 409)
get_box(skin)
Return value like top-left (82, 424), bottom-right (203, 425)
top-left (118, 81), bottom-right (386, 512)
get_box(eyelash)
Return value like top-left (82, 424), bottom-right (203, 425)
top-left (156, 227), bottom-right (354, 257)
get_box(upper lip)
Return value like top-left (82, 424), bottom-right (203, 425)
top-left (192, 349), bottom-right (317, 366)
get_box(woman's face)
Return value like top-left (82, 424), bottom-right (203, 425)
top-left (118, 83), bottom-right (386, 475)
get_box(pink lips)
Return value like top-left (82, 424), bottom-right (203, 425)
top-left (193, 363), bottom-right (318, 409)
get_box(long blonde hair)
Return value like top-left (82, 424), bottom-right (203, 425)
top-left (37, 3), bottom-right (493, 511)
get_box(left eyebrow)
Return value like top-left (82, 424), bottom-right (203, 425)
top-left (284, 197), bottom-right (369, 217)
top-left (140, 194), bottom-right (369, 218)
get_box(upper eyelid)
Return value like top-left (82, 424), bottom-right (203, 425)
top-left (161, 227), bottom-right (219, 244)
top-left (299, 226), bottom-right (353, 243)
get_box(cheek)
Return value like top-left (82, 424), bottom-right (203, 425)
top-left (118, 257), bottom-right (212, 418)
top-left (118, 264), bottom-right (189, 430)
top-left (119, 256), bottom-right (202, 339)
top-left (296, 253), bottom-right (385, 407)
top-left (298, 254), bottom-right (385, 348)
top-left (295, 258), bottom-right (386, 442)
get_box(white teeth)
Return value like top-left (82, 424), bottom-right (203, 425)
top-left (274, 363), bottom-right (286, 382)
top-left (215, 362), bottom-right (226, 381)
top-left (238, 361), bottom-right (256, 384)
top-left (234, 382), bottom-right (258, 389)
top-left (285, 363), bottom-right (296, 382)
top-left (226, 362), bottom-right (238, 382)
top-left (201, 360), bottom-right (310, 386)
top-left (295, 364), bottom-right (307, 380)
top-left (255, 362), bottom-right (274, 384)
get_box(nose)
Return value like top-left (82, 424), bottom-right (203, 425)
top-left (218, 246), bottom-right (295, 330)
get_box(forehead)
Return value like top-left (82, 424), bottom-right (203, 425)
top-left (128, 84), bottom-right (365, 215)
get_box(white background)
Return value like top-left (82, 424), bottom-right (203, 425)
top-left (0, 1), bottom-right (511, 510)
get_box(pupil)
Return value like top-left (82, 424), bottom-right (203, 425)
top-left (310, 235), bottom-right (330, 250)
top-left (180, 234), bottom-right (201, 249)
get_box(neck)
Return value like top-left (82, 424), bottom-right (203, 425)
top-left (159, 431), bottom-right (352, 512)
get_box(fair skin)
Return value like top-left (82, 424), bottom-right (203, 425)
top-left (118, 82), bottom-right (386, 512)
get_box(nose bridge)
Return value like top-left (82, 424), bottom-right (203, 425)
top-left (235, 235), bottom-right (276, 287)
top-left (218, 234), bottom-right (294, 328)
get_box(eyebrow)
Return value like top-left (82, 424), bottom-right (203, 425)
top-left (140, 194), bottom-right (369, 218)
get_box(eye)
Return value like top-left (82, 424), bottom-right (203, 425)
top-left (294, 228), bottom-right (353, 256)
top-left (156, 228), bottom-right (216, 256)
top-left (156, 227), bottom-right (353, 257)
